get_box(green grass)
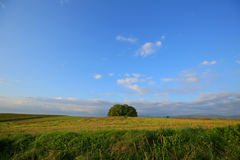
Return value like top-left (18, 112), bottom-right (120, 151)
top-left (0, 113), bottom-right (64, 122)
top-left (1, 115), bottom-right (240, 134)
top-left (0, 125), bottom-right (240, 159)
top-left (0, 114), bottom-right (240, 159)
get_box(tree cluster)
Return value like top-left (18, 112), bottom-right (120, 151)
top-left (107, 104), bottom-right (137, 117)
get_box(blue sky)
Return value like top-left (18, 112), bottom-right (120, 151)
top-left (0, 0), bottom-right (240, 116)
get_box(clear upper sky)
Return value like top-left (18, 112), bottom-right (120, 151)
top-left (0, 0), bottom-right (240, 116)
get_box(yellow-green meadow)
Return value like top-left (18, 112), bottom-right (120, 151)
top-left (0, 114), bottom-right (240, 159)
top-left (1, 115), bottom-right (240, 134)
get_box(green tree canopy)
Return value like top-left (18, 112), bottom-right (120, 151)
top-left (107, 104), bottom-right (137, 117)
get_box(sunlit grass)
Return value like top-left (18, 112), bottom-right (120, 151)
top-left (0, 113), bottom-right (63, 122)
top-left (0, 115), bottom-right (239, 134)
top-left (0, 114), bottom-right (240, 159)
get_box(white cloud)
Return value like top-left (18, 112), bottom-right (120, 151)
top-left (136, 42), bottom-right (154, 57)
top-left (0, 79), bottom-right (21, 85)
top-left (117, 74), bottom-right (153, 95)
top-left (0, 96), bottom-right (115, 116)
top-left (67, 98), bottom-right (79, 101)
top-left (94, 74), bottom-right (102, 79)
top-left (0, 79), bottom-right (11, 85)
top-left (148, 81), bottom-right (155, 86)
top-left (236, 60), bottom-right (240, 64)
top-left (105, 93), bottom-right (114, 96)
top-left (125, 73), bottom-right (130, 77)
top-left (109, 73), bottom-right (114, 76)
top-left (116, 35), bottom-right (137, 43)
top-left (180, 70), bottom-right (197, 77)
top-left (201, 60), bottom-right (216, 65)
top-left (0, 2), bottom-right (5, 9)
top-left (235, 71), bottom-right (240, 75)
top-left (136, 41), bottom-right (162, 57)
top-left (0, 92), bottom-right (239, 116)
top-left (125, 84), bottom-right (152, 95)
top-left (54, 97), bottom-right (63, 100)
top-left (140, 79), bottom-right (147, 82)
top-left (161, 78), bottom-right (175, 82)
top-left (123, 92), bottom-right (240, 116)
top-left (156, 41), bottom-right (162, 46)
top-left (161, 77), bottom-right (201, 83)
top-left (132, 73), bottom-right (142, 78)
top-left (162, 70), bottom-right (202, 83)
top-left (160, 69), bottom-right (208, 95)
top-left (146, 77), bottom-right (153, 80)
top-left (160, 67), bottom-right (221, 95)
top-left (161, 35), bottom-right (165, 40)
top-left (60, 0), bottom-right (68, 5)
top-left (117, 78), bottom-right (138, 85)
top-left (186, 77), bottom-right (200, 82)
top-left (201, 69), bottom-right (219, 80)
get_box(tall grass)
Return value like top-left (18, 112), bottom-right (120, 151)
top-left (1, 124), bottom-right (240, 159)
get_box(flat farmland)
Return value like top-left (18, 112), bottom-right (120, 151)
top-left (0, 115), bottom-right (239, 133)
top-left (1, 114), bottom-right (240, 159)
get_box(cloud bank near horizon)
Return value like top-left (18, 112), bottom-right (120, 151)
top-left (0, 92), bottom-right (239, 117)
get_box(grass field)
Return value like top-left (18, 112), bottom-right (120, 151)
top-left (0, 113), bottom-right (63, 122)
top-left (0, 114), bottom-right (240, 134)
top-left (0, 114), bottom-right (240, 159)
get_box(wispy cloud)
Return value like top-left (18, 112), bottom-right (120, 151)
top-left (148, 81), bottom-right (155, 86)
top-left (136, 41), bottom-right (162, 57)
top-left (132, 73), bottom-right (142, 78)
top-left (117, 77), bottom-right (138, 85)
top-left (116, 35), bottom-right (137, 43)
top-left (54, 97), bottom-right (63, 100)
top-left (109, 73), bottom-right (114, 76)
top-left (1, 92), bottom-right (239, 116)
top-left (201, 60), bottom-right (216, 65)
top-left (162, 70), bottom-right (201, 83)
top-left (105, 93), bottom-right (114, 96)
top-left (117, 74), bottom-right (153, 95)
top-left (94, 74), bottom-right (102, 79)
top-left (180, 70), bottom-right (197, 77)
top-left (162, 77), bottom-right (201, 83)
top-left (0, 96), bottom-right (115, 116)
top-left (117, 71), bottom-right (203, 95)
top-left (60, 0), bottom-right (68, 5)
top-left (123, 92), bottom-right (240, 116)
top-left (235, 71), bottom-right (240, 75)
top-left (160, 69), bottom-right (211, 94)
top-left (163, 86), bottom-right (201, 94)
top-left (0, 79), bottom-right (11, 85)
top-left (236, 60), bottom-right (240, 64)
top-left (0, 2), bottom-right (5, 9)
top-left (117, 68), bottom-right (216, 96)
